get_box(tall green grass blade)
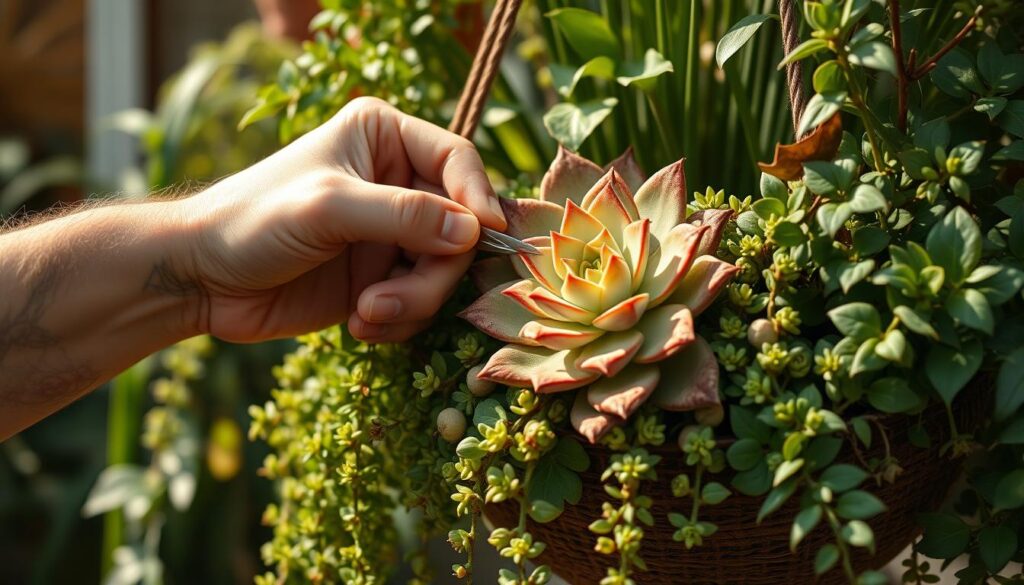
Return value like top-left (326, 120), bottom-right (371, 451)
top-left (101, 358), bottom-right (152, 576)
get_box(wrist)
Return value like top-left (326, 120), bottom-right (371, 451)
top-left (141, 197), bottom-right (212, 341)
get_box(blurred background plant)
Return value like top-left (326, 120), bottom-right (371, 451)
top-left (1, 3), bottom-right (299, 583)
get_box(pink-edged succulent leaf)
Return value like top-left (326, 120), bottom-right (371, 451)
top-left (560, 199), bottom-right (605, 244)
top-left (478, 344), bottom-right (598, 393)
top-left (540, 145), bottom-right (604, 206)
top-left (648, 336), bottom-right (720, 411)
top-left (575, 330), bottom-right (643, 377)
top-left (458, 280), bottom-right (542, 344)
top-left (640, 223), bottom-right (708, 307)
top-left (581, 170), bottom-right (640, 228)
top-left (668, 256), bottom-right (741, 317)
top-left (604, 147), bottom-right (646, 193)
top-left (501, 197), bottom-right (565, 240)
top-left (551, 231), bottom-right (587, 278)
top-left (684, 208), bottom-right (733, 257)
top-left (634, 158), bottom-right (687, 241)
top-left (571, 391), bottom-right (619, 444)
top-left (501, 281), bottom-right (570, 322)
top-left (597, 252), bottom-right (632, 310)
top-left (561, 271), bottom-right (603, 313)
top-left (519, 319), bottom-right (604, 350)
top-left (469, 257), bottom-right (518, 293)
top-left (580, 181), bottom-right (632, 236)
top-left (511, 238), bottom-right (562, 292)
top-left (591, 293), bottom-right (650, 331)
top-left (621, 219), bottom-right (650, 290)
top-left (587, 228), bottom-right (621, 256)
top-left (634, 304), bottom-right (695, 363)
top-left (587, 363), bottom-right (660, 419)
top-left (528, 287), bottom-right (596, 323)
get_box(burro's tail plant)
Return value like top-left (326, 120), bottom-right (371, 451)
top-left (460, 147), bottom-right (739, 443)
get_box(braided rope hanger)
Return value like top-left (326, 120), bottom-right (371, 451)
top-left (449, 0), bottom-right (807, 143)
top-left (449, 0), bottom-right (523, 139)
top-left (779, 0), bottom-right (808, 139)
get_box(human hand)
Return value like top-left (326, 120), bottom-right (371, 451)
top-left (179, 97), bottom-right (506, 343)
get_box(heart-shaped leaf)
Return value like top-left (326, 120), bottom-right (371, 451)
top-left (716, 14), bottom-right (775, 68)
top-left (543, 98), bottom-right (618, 152)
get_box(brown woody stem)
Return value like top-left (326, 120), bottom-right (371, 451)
top-left (887, 0), bottom-right (910, 132)
top-left (909, 7), bottom-right (981, 81)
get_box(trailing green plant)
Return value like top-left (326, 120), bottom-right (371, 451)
top-left (250, 1), bottom-right (1024, 583)
top-left (89, 24), bottom-right (297, 584)
top-left (83, 336), bottom-right (214, 584)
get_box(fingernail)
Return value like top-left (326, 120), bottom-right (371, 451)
top-left (358, 321), bottom-right (390, 338)
top-left (488, 196), bottom-right (506, 224)
top-left (441, 210), bottom-right (478, 245)
top-left (368, 295), bottom-right (402, 321)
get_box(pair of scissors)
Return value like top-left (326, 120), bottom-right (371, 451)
top-left (478, 226), bottom-right (541, 255)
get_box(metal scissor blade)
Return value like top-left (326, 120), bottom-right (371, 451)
top-left (478, 226), bottom-right (541, 255)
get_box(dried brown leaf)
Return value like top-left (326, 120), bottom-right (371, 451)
top-left (758, 114), bottom-right (843, 181)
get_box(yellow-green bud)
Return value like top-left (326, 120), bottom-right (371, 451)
top-left (677, 425), bottom-right (701, 451)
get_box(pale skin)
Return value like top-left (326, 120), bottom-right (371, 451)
top-left (0, 97), bottom-right (507, 441)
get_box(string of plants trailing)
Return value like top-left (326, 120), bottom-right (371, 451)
top-left (246, 1), bottom-right (1024, 583)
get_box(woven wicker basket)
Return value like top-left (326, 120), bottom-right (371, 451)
top-left (486, 392), bottom-right (986, 585)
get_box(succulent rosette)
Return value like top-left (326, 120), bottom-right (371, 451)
top-left (461, 147), bottom-right (739, 443)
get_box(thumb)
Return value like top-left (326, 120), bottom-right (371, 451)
top-left (331, 180), bottom-right (481, 255)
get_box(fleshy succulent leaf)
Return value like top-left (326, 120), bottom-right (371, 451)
top-left (634, 158), bottom-right (687, 241)
top-left (580, 180), bottom-right (633, 236)
top-left (458, 280), bottom-right (543, 344)
top-left (550, 231), bottom-right (587, 278)
top-left (512, 238), bottom-right (562, 292)
top-left (668, 256), bottom-right (740, 317)
top-left (621, 219), bottom-right (651, 290)
top-left (586, 228), bottom-right (621, 256)
top-left (604, 147), bottom-right (646, 193)
top-left (581, 169), bottom-right (639, 222)
top-left (519, 319), bottom-right (605, 350)
top-left (561, 199), bottom-right (606, 244)
top-left (640, 223), bottom-right (708, 306)
top-left (575, 330), bottom-right (644, 377)
top-left (478, 345), bottom-right (598, 393)
top-left (571, 391), bottom-right (619, 443)
top-left (587, 364), bottom-right (660, 419)
top-left (500, 279), bottom-right (556, 319)
top-left (597, 252), bottom-right (633, 310)
top-left (527, 287), bottom-right (596, 323)
top-left (539, 145), bottom-right (605, 205)
top-left (648, 336), bottom-right (720, 411)
top-left (685, 208), bottom-right (733, 257)
top-left (634, 304), bottom-right (696, 363)
top-left (591, 293), bottom-right (650, 331)
top-left (561, 271), bottom-right (604, 312)
top-left (469, 257), bottom-right (518, 293)
top-left (501, 197), bottom-right (565, 240)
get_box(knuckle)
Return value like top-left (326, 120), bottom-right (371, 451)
top-left (297, 172), bottom-right (346, 215)
top-left (393, 189), bottom-right (434, 234)
top-left (450, 135), bottom-right (475, 152)
top-left (345, 95), bottom-right (389, 113)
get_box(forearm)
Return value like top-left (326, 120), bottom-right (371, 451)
top-left (0, 201), bottom-right (201, 440)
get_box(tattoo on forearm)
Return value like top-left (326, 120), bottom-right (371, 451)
top-left (144, 259), bottom-right (201, 297)
top-left (0, 262), bottom-right (98, 406)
